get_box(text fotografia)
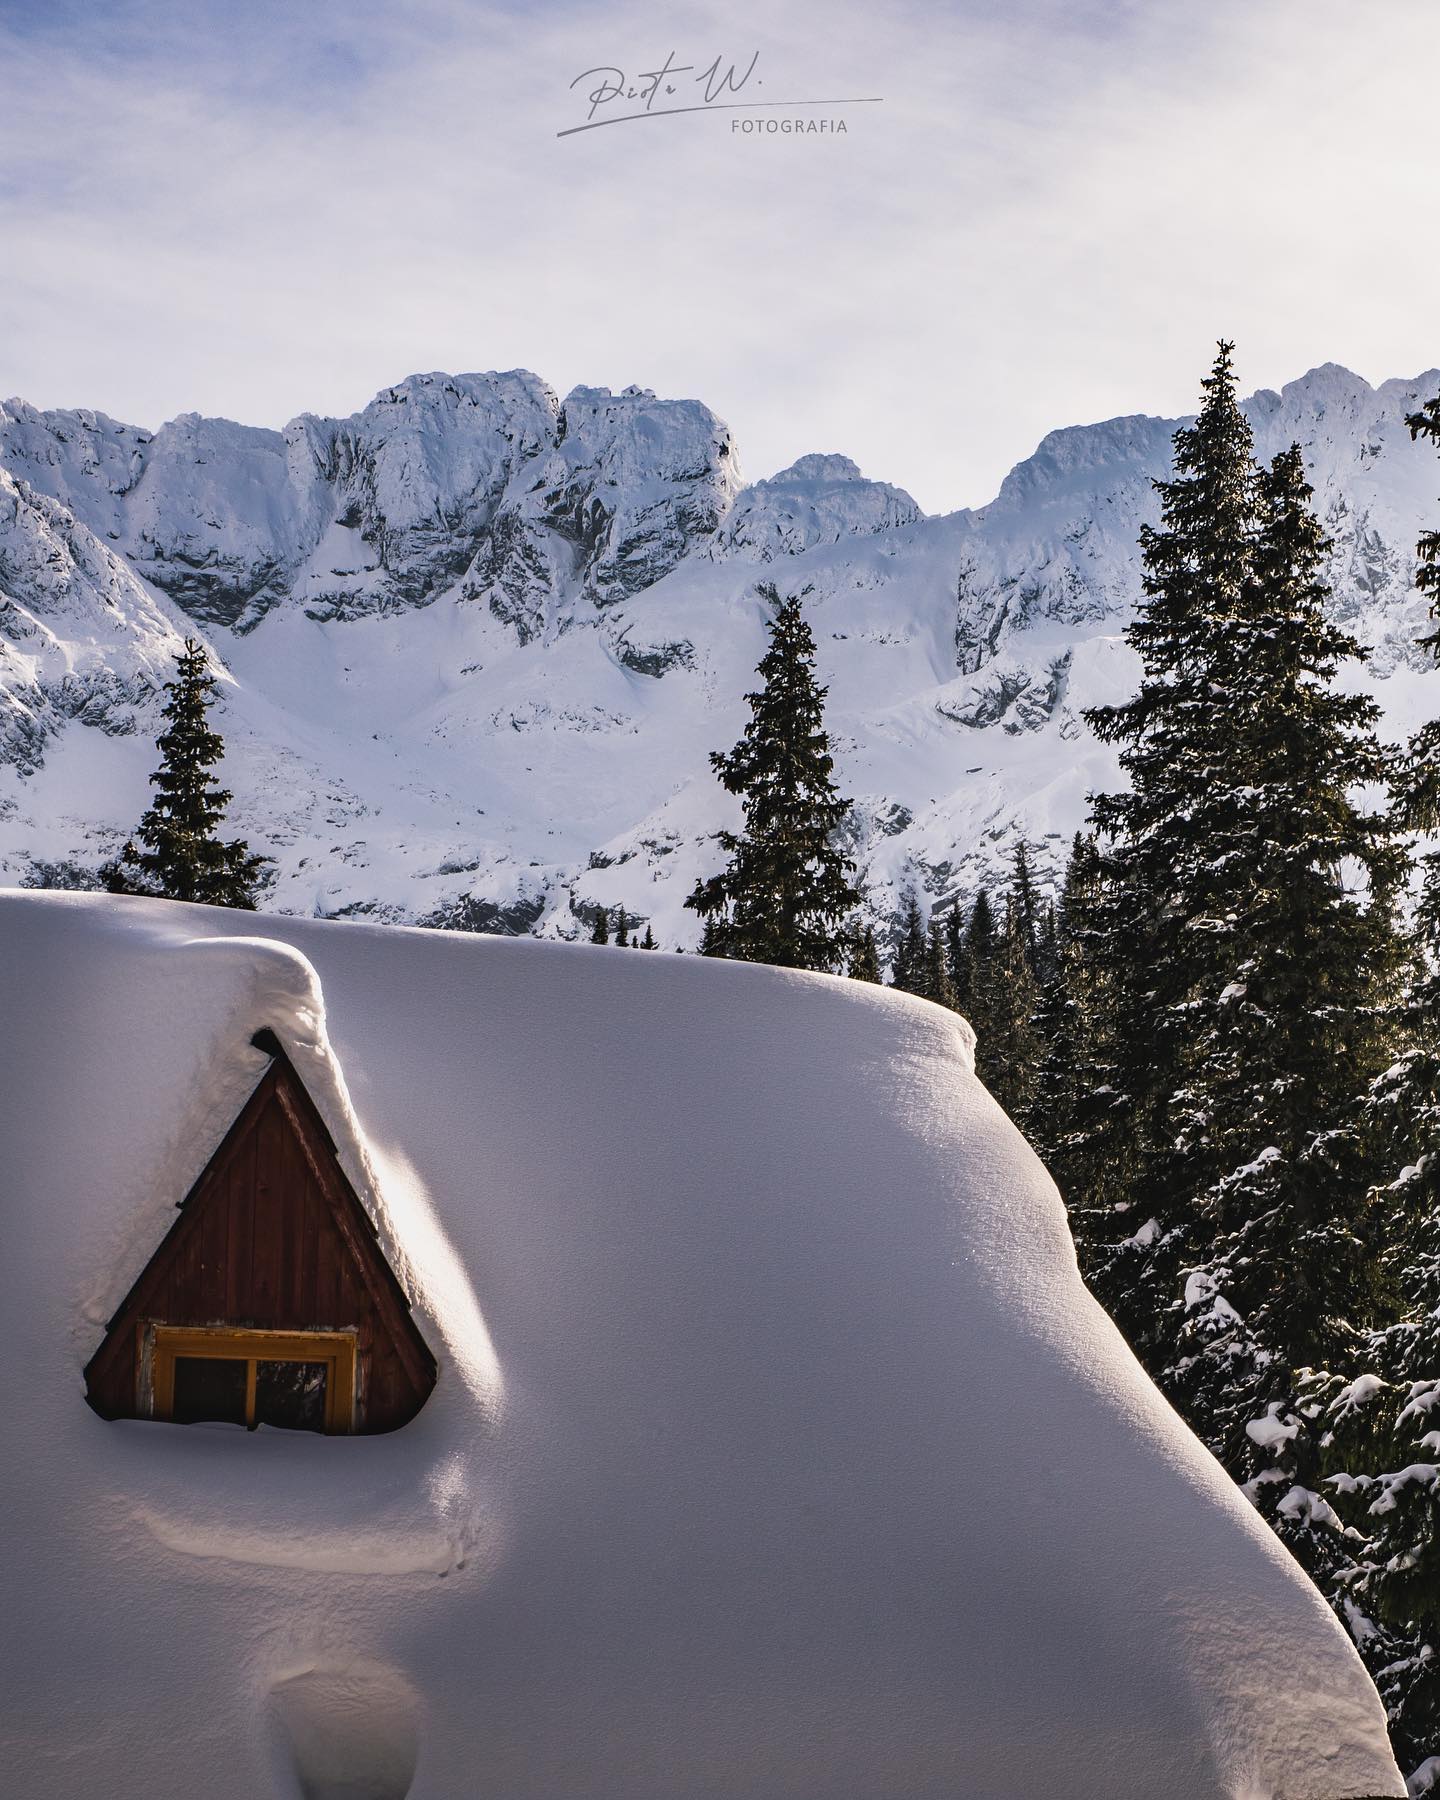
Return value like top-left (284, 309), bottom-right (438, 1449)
top-left (733, 117), bottom-right (848, 135)
top-left (559, 51), bottom-right (880, 138)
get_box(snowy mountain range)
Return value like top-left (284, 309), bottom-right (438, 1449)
top-left (2, 361), bottom-right (1437, 948)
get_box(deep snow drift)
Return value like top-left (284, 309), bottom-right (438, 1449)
top-left (1, 361), bottom-right (1437, 946)
top-left (0, 889), bottom-right (1403, 1798)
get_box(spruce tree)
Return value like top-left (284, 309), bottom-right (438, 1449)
top-left (1307, 383), bottom-right (1440, 1772)
top-left (105, 638), bottom-right (269, 908)
top-left (640, 923), bottom-right (656, 950)
top-left (848, 925), bottom-right (882, 985)
top-left (963, 890), bottom-right (998, 1049)
top-left (976, 892), bottom-right (1042, 1123)
top-left (1030, 834), bottom-right (1108, 1195)
top-left (1078, 341), bottom-right (1269, 1359)
top-left (1050, 353), bottom-right (1427, 1776)
top-left (687, 585), bottom-right (860, 970)
top-left (615, 906), bottom-right (631, 948)
top-left (945, 904), bottom-right (971, 1013)
top-left (1164, 442), bottom-right (1403, 1506)
top-left (1006, 841), bottom-right (1041, 967)
top-left (890, 891), bottom-right (927, 995)
top-left (1325, 1051), bottom-right (1440, 1777)
top-left (591, 906), bottom-right (610, 945)
top-left (1308, 902), bottom-right (1440, 1774)
top-left (1075, 347), bottom-right (1405, 1625)
top-left (924, 915), bottom-right (956, 1009)
top-left (1049, 836), bottom-right (1150, 1295)
top-left (1033, 898), bottom-right (1059, 989)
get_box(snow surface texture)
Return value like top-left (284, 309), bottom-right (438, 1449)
top-left (1, 362), bottom-right (1436, 946)
top-left (0, 889), bottom-right (1404, 1799)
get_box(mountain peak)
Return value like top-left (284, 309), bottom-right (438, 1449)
top-left (2, 357), bottom-right (1436, 942)
top-left (763, 453), bottom-right (864, 485)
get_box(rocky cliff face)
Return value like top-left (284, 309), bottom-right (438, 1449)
top-left (706, 453), bottom-right (921, 561)
top-left (2, 360), bottom-right (1436, 945)
top-left (0, 467), bottom-right (187, 778)
top-left (0, 373), bottom-right (741, 636)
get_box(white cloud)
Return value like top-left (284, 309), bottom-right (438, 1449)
top-left (1, 0), bottom-right (1436, 512)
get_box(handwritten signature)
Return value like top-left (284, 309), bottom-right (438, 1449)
top-left (569, 51), bottom-right (761, 124)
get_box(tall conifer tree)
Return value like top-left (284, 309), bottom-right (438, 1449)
top-left (977, 892), bottom-right (1042, 1122)
top-left (1075, 348), bottom-right (1405, 1624)
top-left (1305, 383), bottom-right (1440, 1772)
top-left (1006, 841), bottom-right (1041, 967)
top-left (1031, 834), bottom-right (1108, 1197)
top-left (945, 905), bottom-right (971, 1013)
top-left (687, 585), bottom-right (860, 970)
top-left (1164, 442), bottom-right (1403, 1501)
top-left (890, 891), bottom-right (927, 994)
top-left (848, 925), bottom-right (882, 984)
top-left (923, 915), bottom-right (956, 1009)
top-left (963, 890), bottom-right (998, 1051)
top-left (1079, 342), bottom-right (1266, 1357)
top-left (105, 638), bottom-right (268, 908)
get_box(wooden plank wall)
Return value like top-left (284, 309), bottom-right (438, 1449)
top-left (85, 1062), bottom-right (435, 1433)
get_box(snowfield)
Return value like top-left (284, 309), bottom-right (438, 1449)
top-left (0, 888), bottom-right (1405, 1798)
top-left (1, 360), bottom-right (1436, 944)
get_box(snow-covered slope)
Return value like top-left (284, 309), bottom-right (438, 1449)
top-left (0, 361), bottom-right (1436, 946)
top-left (0, 890), bottom-right (1405, 1798)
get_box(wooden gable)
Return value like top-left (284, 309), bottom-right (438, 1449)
top-left (85, 1033), bottom-right (436, 1434)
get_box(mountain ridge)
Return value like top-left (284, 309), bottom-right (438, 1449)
top-left (2, 359), bottom-right (1436, 948)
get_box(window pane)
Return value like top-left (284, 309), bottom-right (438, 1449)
top-left (172, 1355), bottom-right (248, 1426)
top-left (255, 1360), bottom-right (329, 1433)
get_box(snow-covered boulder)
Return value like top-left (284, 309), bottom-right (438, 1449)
top-left (0, 890), bottom-right (1403, 1799)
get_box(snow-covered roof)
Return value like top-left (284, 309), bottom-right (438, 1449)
top-left (0, 889), bottom-right (1402, 1798)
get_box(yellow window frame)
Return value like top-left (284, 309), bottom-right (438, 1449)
top-left (150, 1326), bottom-right (357, 1433)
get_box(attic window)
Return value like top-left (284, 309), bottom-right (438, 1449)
top-left (150, 1327), bottom-right (357, 1434)
top-left (84, 1035), bottom-right (437, 1436)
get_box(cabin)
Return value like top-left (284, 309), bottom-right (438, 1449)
top-left (83, 1029), bottom-right (435, 1434)
top-left (0, 890), bottom-right (1406, 1800)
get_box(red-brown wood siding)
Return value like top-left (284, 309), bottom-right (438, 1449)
top-left (84, 1051), bottom-right (436, 1433)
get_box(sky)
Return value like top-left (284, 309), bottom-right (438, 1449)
top-left (0, 0), bottom-right (1436, 515)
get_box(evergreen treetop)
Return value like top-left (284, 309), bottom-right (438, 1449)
top-left (686, 584), bottom-right (860, 971)
top-left (1006, 841), bottom-right (1040, 967)
top-left (945, 905), bottom-right (970, 1011)
top-left (1085, 344), bottom-right (1264, 1177)
top-left (1167, 439), bottom-right (1403, 1456)
top-left (105, 637), bottom-right (268, 909)
top-left (890, 891), bottom-right (927, 995)
top-left (975, 891), bottom-right (1041, 1124)
top-left (1031, 834), bottom-right (1110, 1196)
top-left (924, 915), bottom-right (956, 1011)
top-left (847, 924), bottom-right (882, 985)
